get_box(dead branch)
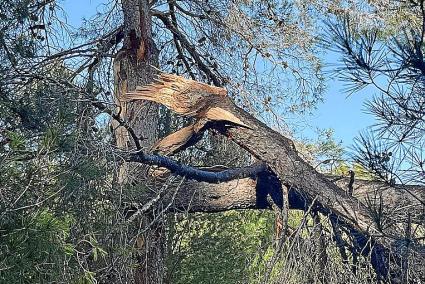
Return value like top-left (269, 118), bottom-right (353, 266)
top-left (126, 73), bottom-right (425, 280)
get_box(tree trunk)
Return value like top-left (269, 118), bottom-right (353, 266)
top-left (114, 1), bottom-right (164, 283)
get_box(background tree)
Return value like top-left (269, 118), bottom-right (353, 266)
top-left (325, 3), bottom-right (425, 282)
top-left (326, 3), bottom-right (425, 186)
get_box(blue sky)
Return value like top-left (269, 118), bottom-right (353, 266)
top-left (300, 70), bottom-right (374, 147)
top-left (62, 0), bottom-right (374, 149)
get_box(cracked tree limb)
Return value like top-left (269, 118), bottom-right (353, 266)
top-left (126, 72), bottom-right (425, 280)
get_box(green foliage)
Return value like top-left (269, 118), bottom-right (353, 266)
top-left (0, 2), bottom-right (119, 282)
top-left (167, 211), bottom-right (276, 284)
top-left (5, 130), bottom-right (26, 150)
top-left (333, 162), bottom-right (375, 180)
top-left (0, 210), bottom-right (74, 283)
top-left (167, 210), bottom-right (318, 284)
top-left (300, 128), bottom-right (345, 173)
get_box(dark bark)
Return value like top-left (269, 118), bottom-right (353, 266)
top-left (132, 175), bottom-right (375, 208)
top-left (128, 151), bottom-right (267, 182)
top-left (138, 172), bottom-right (424, 229)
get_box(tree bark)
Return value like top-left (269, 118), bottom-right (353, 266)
top-left (114, 1), bottom-right (164, 283)
top-left (138, 174), bottom-right (424, 217)
top-left (208, 98), bottom-right (422, 240)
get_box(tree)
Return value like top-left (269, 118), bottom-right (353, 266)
top-left (106, 1), bottom-right (326, 282)
top-left (112, 1), bottom-right (164, 282)
top-left (327, 14), bottom-right (425, 187)
top-left (324, 4), bottom-right (425, 281)
top-left (1, 0), bottom-right (424, 283)
top-left (0, 1), bottom-right (116, 282)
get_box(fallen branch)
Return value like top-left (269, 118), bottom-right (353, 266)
top-left (127, 72), bottom-right (425, 281)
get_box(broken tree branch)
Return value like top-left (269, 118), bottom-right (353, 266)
top-left (126, 72), bottom-right (425, 280)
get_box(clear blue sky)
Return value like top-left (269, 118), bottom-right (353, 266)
top-left (300, 68), bottom-right (374, 147)
top-left (62, 0), bottom-right (374, 149)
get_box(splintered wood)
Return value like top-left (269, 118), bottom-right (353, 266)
top-left (126, 72), bottom-right (250, 128)
top-left (204, 107), bottom-right (250, 129)
top-left (125, 73), bottom-right (226, 116)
